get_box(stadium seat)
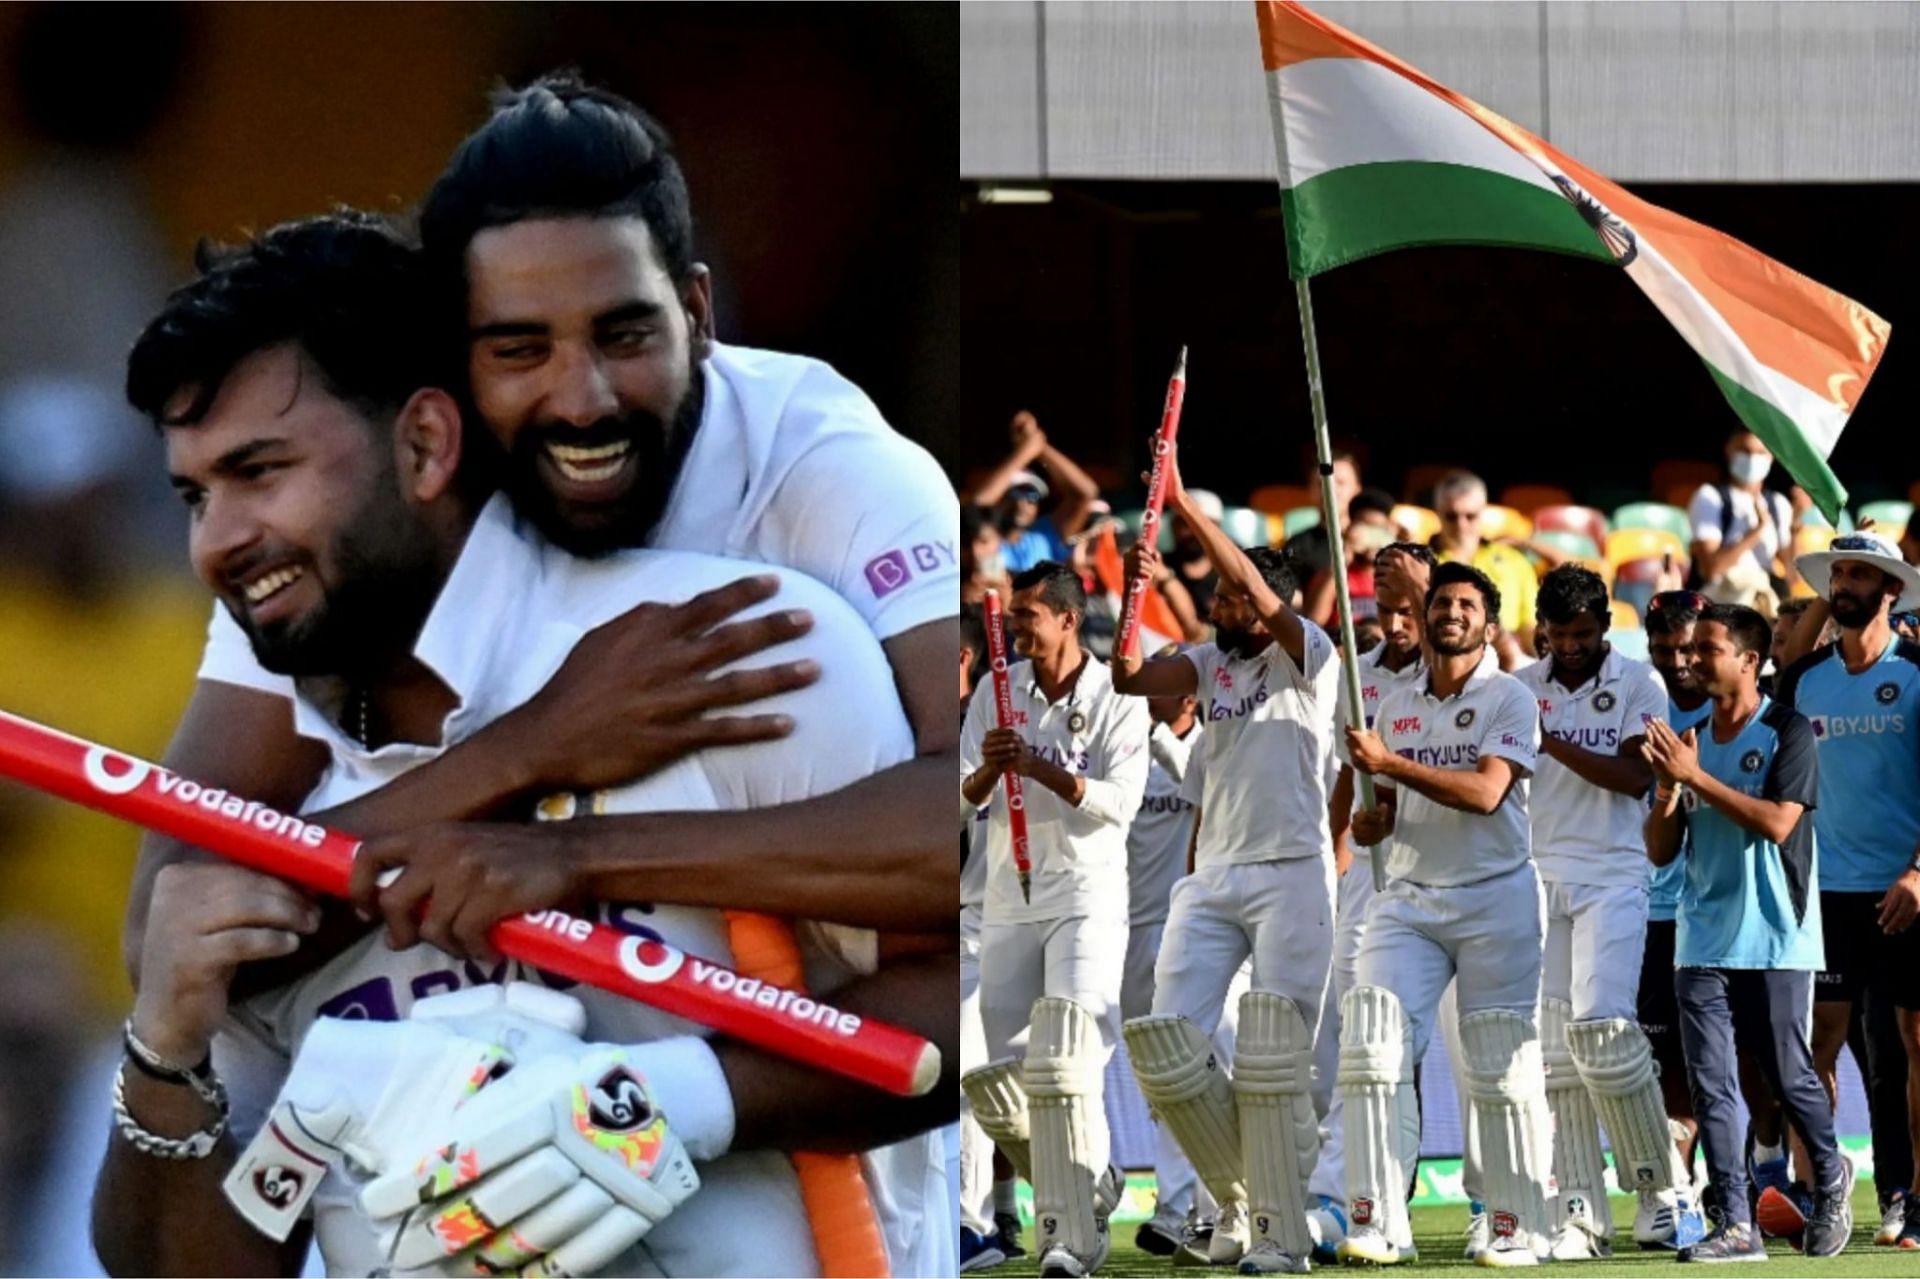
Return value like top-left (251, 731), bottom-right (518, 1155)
top-left (1793, 524), bottom-right (1840, 557)
top-left (1282, 506), bottom-right (1322, 537)
top-left (1249, 483), bottom-right (1313, 516)
top-left (1220, 505), bottom-right (1272, 548)
top-left (1499, 483), bottom-right (1573, 514)
top-left (1611, 502), bottom-right (1692, 543)
top-left (1613, 556), bottom-right (1665, 614)
top-left (1572, 556), bottom-right (1615, 585)
top-left (1391, 504), bottom-right (1441, 545)
top-left (1857, 499), bottom-right (1913, 532)
top-left (1478, 504), bottom-right (1532, 542)
top-left (1606, 527), bottom-right (1686, 569)
top-left (1610, 599), bottom-right (1640, 630)
top-left (1651, 459), bottom-right (1721, 510)
top-left (1265, 512), bottom-right (1286, 545)
top-left (1532, 528), bottom-right (1600, 561)
top-left (1402, 463), bottom-right (1466, 506)
top-left (1532, 504), bottom-right (1609, 550)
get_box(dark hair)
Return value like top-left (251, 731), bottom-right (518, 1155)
top-left (961, 504), bottom-right (993, 546)
top-left (1380, 541), bottom-right (1439, 570)
top-left (1645, 601), bottom-right (1702, 637)
top-left (960, 603), bottom-right (988, 689)
top-left (1246, 546), bottom-right (1299, 602)
top-left (1427, 560), bottom-right (1501, 620)
top-left (127, 211), bottom-right (438, 428)
top-left (1700, 603), bottom-right (1772, 658)
top-left (1536, 564), bottom-right (1611, 626)
top-left (420, 72), bottom-right (694, 284)
top-left (1775, 597), bottom-right (1813, 621)
top-left (1010, 560), bottom-right (1086, 623)
top-left (1349, 487), bottom-right (1396, 522)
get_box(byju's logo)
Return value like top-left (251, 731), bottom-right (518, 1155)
top-left (864, 550), bottom-right (912, 598)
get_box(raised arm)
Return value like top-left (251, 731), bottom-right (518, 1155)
top-left (963, 411), bottom-right (1048, 508)
top-left (1032, 423), bottom-right (1102, 538)
top-left (1166, 480), bottom-right (1310, 669)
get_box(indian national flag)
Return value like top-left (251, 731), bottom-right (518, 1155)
top-left (1257, 1), bottom-right (1890, 520)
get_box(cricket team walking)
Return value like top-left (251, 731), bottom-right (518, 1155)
top-left (961, 439), bottom-right (1920, 1272)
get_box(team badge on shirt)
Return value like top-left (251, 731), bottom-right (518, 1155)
top-left (1741, 749), bottom-right (1764, 773)
top-left (1594, 691), bottom-right (1616, 713)
top-left (1455, 708), bottom-right (1476, 729)
top-left (1877, 681), bottom-right (1900, 705)
top-left (1068, 709), bottom-right (1088, 735)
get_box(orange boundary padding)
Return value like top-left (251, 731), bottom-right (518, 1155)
top-left (725, 911), bottom-right (891, 1278)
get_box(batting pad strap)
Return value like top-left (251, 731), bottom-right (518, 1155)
top-left (960, 1058), bottom-right (1033, 1184)
top-left (1123, 1014), bottom-right (1246, 1209)
top-left (1567, 1017), bottom-right (1680, 1192)
top-left (1233, 992), bottom-right (1317, 1260)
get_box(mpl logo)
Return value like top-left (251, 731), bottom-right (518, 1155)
top-left (1392, 716), bottom-right (1422, 734)
top-left (1538, 699), bottom-right (1553, 716)
top-left (1215, 667), bottom-right (1233, 690)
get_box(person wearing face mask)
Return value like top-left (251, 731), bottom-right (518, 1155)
top-left (1686, 429), bottom-right (1795, 605)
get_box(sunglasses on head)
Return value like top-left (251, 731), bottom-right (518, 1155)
top-left (1648, 590), bottom-right (1711, 615)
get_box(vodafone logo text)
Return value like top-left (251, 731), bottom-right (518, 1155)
top-left (83, 747), bottom-right (326, 848)
top-left (615, 936), bottom-right (863, 1036)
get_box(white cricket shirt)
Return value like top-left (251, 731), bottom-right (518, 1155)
top-left (1372, 648), bottom-right (1540, 887)
top-left (195, 342), bottom-right (957, 702)
top-left (216, 494), bottom-right (920, 1278)
top-left (960, 655), bottom-right (1149, 927)
top-left (1517, 646), bottom-right (1667, 888)
top-left (1128, 721), bottom-right (1200, 926)
top-left (1185, 624), bottom-right (1340, 869)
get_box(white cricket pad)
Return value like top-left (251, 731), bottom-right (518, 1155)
top-left (1122, 1014), bottom-right (1246, 1208)
top-left (960, 1058), bottom-right (1033, 1184)
top-left (1457, 1009), bottom-right (1552, 1256)
top-left (1232, 992), bottom-right (1318, 1263)
top-left (1025, 997), bottom-right (1109, 1266)
top-left (1567, 1016), bottom-right (1682, 1194)
top-left (1337, 986), bottom-right (1414, 1248)
top-left (1540, 998), bottom-right (1611, 1237)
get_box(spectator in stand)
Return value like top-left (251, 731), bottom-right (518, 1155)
top-left (1687, 428), bottom-right (1796, 608)
top-left (1166, 487), bottom-right (1227, 623)
top-left (1301, 487), bottom-right (1396, 630)
top-left (1281, 443), bottom-right (1363, 581)
top-left (962, 504), bottom-right (1009, 607)
top-left (1429, 469), bottom-right (1539, 668)
top-left (965, 410), bottom-right (1101, 573)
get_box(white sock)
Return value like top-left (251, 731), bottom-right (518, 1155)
top-left (994, 1178), bottom-right (1019, 1216)
top-left (1754, 1139), bottom-right (1785, 1165)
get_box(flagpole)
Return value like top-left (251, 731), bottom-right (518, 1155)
top-left (1294, 276), bottom-right (1386, 893)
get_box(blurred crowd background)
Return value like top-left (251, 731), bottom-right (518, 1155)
top-left (0, 5), bottom-right (955, 1272)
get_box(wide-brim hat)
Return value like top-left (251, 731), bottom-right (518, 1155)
top-left (1796, 531), bottom-right (1920, 613)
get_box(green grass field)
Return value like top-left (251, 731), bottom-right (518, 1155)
top-left (986, 1187), bottom-right (1910, 1277)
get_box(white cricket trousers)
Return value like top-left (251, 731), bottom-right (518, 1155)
top-left (1308, 860), bottom-right (1380, 1202)
top-left (959, 904), bottom-right (992, 1235)
top-left (1540, 876), bottom-right (1650, 1022)
top-left (1355, 861), bottom-right (1546, 1064)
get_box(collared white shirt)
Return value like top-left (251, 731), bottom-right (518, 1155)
top-left (1129, 721), bottom-right (1200, 926)
top-left (1332, 643), bottom-right (1428, 866)
top-left (1373, 647), bottom-right (1540, 887)
top-left (1184, 624), bottom-right (1340, 869)
top-left (961, 655), bottom-right (1149, 926)
top-left (196, 342), bottom-right (957, 701)
top-left (217, 495), bottom-right (917, 1277)
top-left (1517, 646), bottom-right (1668, 887)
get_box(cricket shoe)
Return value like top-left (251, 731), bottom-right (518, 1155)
top-left (1209, 1200), bottom-right (1250, 1266)
top-left (1306, 1193), bottom-right (1348, 1263)
top-left (1898, 1193), bottom-right (1920, 1250)
top-left (1636, 1187), bottom-right (1707, 1250)
top-left (960, 1227), bottom-right (1007, 1272)
top-left (1802, 1155), bottom-right (1854, 1259)
top-left (1336, 1225), bottom-right (1411, 1266)
top-left (1038, 1242), bottom-right (1104, 1278)
top-left (1169, 1214), bottom-right (1214, 1268)
top-left (1753, 1183), bottom-right (1811, 1243)
top-left (1873, 1189), bottom-right (1908, 1246)
top-left (995, 1211), bottom-right (1028, 1261)
top-left (1677, 1221), bottom-right (1767, 1263)
top-left (1548, 1196), bottom-right (1613, 1260)
top-left (1462, 1202), bottom-right (1491, 1260)
top-left (1135, 1205), bottom-right (1185, 1257)
top-left (1475, 1232), bottom-right (1541, 1268)
top-left (1236, 1238), bottom-right (1310, 1275)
